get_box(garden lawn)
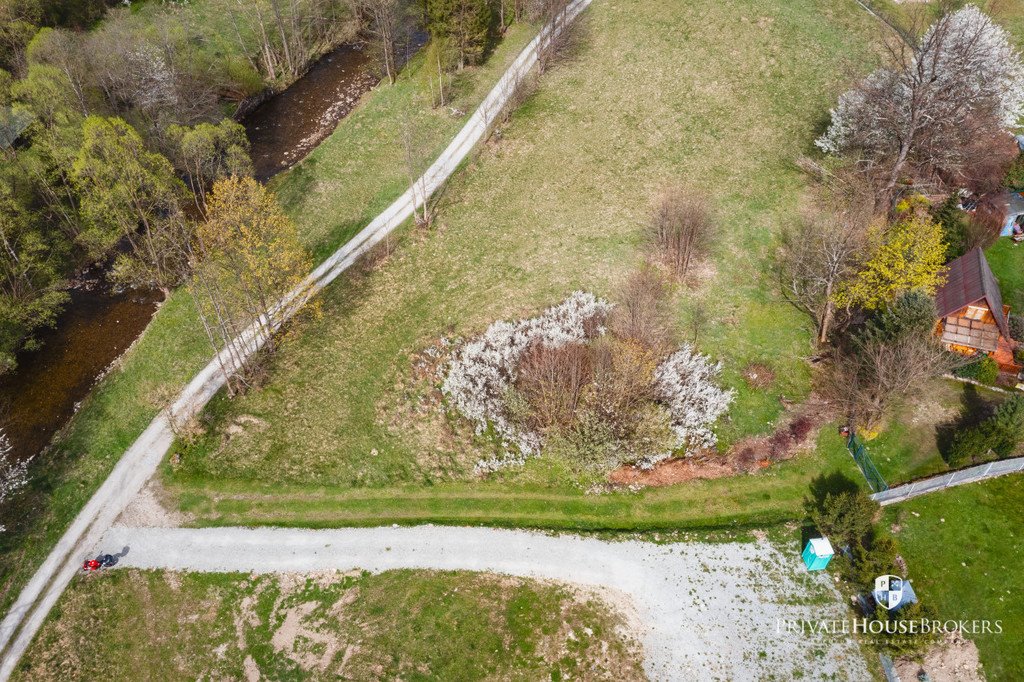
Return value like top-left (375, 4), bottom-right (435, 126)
top-left (886, 475), bottom-right (1024, 681)
top-left (0, 27), bottom-right (536, 616)
top-left (986, 237), bottom-right (1024, 314)
top-left (168, 0), bottom-right (879, 519)
top-left (14, 569), bottom-right (643, 681)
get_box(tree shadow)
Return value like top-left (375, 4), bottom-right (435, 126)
top-left (935, 384), bottom-right (995, 462)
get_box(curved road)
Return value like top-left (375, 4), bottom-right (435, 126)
top-left (96, 525), bottom-right (871, 682)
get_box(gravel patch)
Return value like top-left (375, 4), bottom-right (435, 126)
top-left (98, 525), bottom-right (871, 681)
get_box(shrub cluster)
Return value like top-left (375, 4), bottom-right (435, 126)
top-left (952, 355), bottom-right (1000, 385)
top-left (946, 394), bottom-right (1024, 467)
top-left (808, 488), bottom-right (938, 658)
top-left (442, 290), bottom-right (734, 473)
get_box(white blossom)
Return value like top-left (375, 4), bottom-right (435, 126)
top-left (442, 292), bottom-right (612, 470)
top-left (0, 428), bottom-right (31, 533)
top-left (817, 5), bottom-right (1024, 154)
top-left (654, 344), bottom-right (735, 453)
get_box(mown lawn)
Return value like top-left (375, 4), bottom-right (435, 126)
top-left (168, 0), bottom-right (879, 517)
top-left (15, 568), bottom-right (643, 681)
top-left (886, 475), bottom-right (1024, 681)
top-left (0, 26), bottom-right (536, 616)
top-left (987, 237), bottom-right (1024, 314)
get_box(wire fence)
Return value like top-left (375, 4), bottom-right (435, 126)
top-left (846, 433), bottom-right (889, 493)
top-left (871, 456), bottom-right (1024, 505)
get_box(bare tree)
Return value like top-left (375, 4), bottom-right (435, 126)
top-left (531, 0), bottom-right (572, 74)
top-left (822, 334), bottom-right (952, 430)
top-left (401, 114), bottom-right (434, 228)
top-left (358, 0), bottom-right (403, 84)
top-left (778, 204), bottom-right (869, 346)
top-left (610, 267), bottom-right (674, 353)
top-left (648, 186), bottom-right (714, 280)
top-left (817, 5), bottom-right (1024, 202)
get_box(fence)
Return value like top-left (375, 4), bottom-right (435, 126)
top-left (871, 456), bottom-right (1024, 505)
top-left (846, 432), bottom-right (889, 493)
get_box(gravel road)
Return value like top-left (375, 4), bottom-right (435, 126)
top-left (99, 525), bottom-right (871, 681)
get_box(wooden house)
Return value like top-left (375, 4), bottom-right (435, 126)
top-left (935, 247), bottom-right (1020, 373)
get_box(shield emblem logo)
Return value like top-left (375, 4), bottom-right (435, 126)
top-left (874, 574), bottom-right (904, 610)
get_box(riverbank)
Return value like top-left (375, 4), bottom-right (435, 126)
top-left (0, 19), bottom-right (538, 623)
top-left (0, 38), bottom-right (385, 471)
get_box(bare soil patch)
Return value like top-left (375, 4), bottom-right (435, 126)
top-left (895, 631), bottom-right (985, 682)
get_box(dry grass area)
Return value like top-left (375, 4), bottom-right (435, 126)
top-left (15, 569), bottom-right (643, 681)
top-left (171, 0), bottom-right (879, 497)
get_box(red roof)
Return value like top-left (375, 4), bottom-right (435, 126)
top-left (934, 247), bottom-right (1010, 340)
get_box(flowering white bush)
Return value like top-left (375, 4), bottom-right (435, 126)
top-left (0, 428), bottom-right (31, 533)
top-left (654, 344), bottom-right (735, 452)
top-left (442, 291), bottom-right (613, 467)
top-left (444, 293), bottom-right (736, 474)
top-left (817, 5), bottom-right (1024, 155)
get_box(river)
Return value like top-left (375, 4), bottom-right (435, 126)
top-left (0, 43), bottom-right (382, 464)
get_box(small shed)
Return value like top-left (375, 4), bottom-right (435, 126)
top-left (801, 537), bottom-right (834, 571)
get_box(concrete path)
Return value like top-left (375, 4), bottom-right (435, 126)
top-left (97, 525), bottom-right (871, 682)
top-left (0, 3), bottom-right (592, 678)
top-left (871, 456), bottom-right (1024, 505)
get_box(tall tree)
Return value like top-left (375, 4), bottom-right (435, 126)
top-left (426, 0), bottom-right (492, 69)
top-left (190, 176), bottom-right (312, 393)
top-left (72, 116), bottom-right (191, 296)
top-left (167, 119), bottom-right (253, 212)
top-left (817, 6), bottom-right (1024, 200)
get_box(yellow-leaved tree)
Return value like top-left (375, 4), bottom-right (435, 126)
top-left (833, 214), bottom-right (947, 311)
top-left (189, 176), bottom-right (314, 394)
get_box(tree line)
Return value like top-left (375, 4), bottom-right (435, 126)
top-left (779, 4), bottom-right (1024, 441)
top-left (0, 0), bottom-right (570, 375)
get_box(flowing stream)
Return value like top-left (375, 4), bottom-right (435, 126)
top-left (0, 43), bottom-right (383, 463)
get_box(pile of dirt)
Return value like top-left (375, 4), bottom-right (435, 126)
top-left (895, 631), bottom-right (985, 682)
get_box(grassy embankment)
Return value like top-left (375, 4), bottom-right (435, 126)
top-left (886, 475), bottom-right (1024, 680)
top-left (166, 0), bottom-right (881, 525)
top-left (14, 569), bottom-right (643, 681)
top-left (0, 24), bottom-right (537, 615)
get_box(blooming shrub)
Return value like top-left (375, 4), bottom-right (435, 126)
top-left (442, 292), bottom-right (613, 462)
top-left (654, 345), bottom-right (735, 453)
top-left (443, 292), bottom-right (734, 474)
top-left (0, 428), bottom-right (31, 533)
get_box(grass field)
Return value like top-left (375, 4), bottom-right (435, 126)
top-left (0, 25), bottom-right (536, 616)
top-left (886, 475), bottom-right (1024, 681)
top-left (166, 0), bottom-right (879, 521)
top-left (14, 569), bottom-right (643, 681)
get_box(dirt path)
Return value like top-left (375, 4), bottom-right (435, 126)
top-left (0, 4), bottom-right (593, 678)
top-left (96, 525), bottom-right (870, 681)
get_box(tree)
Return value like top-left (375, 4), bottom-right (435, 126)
top-left (190, 176), bottom-right (313, 394)
top-left (648, 186), bottom-right (714, 280)
top-left (72, 116), bottom-right (191, 296)
top-left (778, 206), bottom-right (868, 345)
top-left (426, 0), bottom-right (493, 69)
top-left (856, 290), bottom-right (937, 347)
top-left (817, 6), bottom-right (1024, 200)
top-left (0, 185), bottom-right (68, 372)
top-left (824, 332), bottom-right (952, 429)
top-left (833, 213), bottom-right (946, 312)
top-left (948, 394), bottom-right (1024, 466)
top-left (167, 119), bottom-right (253, 212)
top-left (809, 489), bottom-right (878, 550)
top-left (358, 0), bottom-right (406, 85)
